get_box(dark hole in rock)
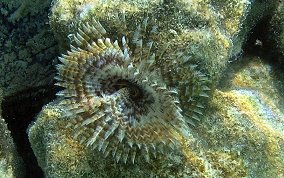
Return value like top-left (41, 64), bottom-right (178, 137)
top-left (1, 85), bottom-right (57, 178)
top-left (243, 15), bottom-right (273, 57)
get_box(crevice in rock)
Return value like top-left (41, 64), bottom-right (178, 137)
top-left (243, 14), bottom-right (273, 57)
top-left (1, 84), bottom-right (57, 178)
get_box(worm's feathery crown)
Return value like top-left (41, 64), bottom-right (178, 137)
top-left (55, 17), bottom-right (189, 163)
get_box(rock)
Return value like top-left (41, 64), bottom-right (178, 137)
top-left (0, 0), bottom-right (58, 97)
top-left (0, 88), bottom-right (25, 178)
top-left (28, 1), bottom-right (284, 177)
top-left (268, 1), bottom-right (284, 66)
top-left (29, 101), bottom-right (249, 177)
top-left (195, 56), bottom-right (284, 177)
top-left (49, 0), bottom-right (277, 82)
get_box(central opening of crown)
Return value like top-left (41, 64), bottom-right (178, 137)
top-left (99, 77), bottom-right (155, 121)
top-left (112, 79), bottom-right (144, 101)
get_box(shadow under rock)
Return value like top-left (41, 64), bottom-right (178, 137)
top-left (1, 84), bottom-right (58, 178)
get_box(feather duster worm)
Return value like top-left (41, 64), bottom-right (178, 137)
top-left (55, 16), bottom-right (207, 163)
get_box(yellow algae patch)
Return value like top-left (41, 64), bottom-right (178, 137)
top-left (231, 57), bottom-right (283, 108)
top-left (209, 89), bottom-right (284, 177)
top-left (232, 58), bottom-right (272, 88)
top-left (224, 91), bottom-right (284, 176)
top-left (180, 143), bottom-right (247, 177)
top-left (28, 103), bottom-right (97, 177)
top-left (174, 126), bottom-right (247, 177)
top-left (45, 132), bottom-right (92, 177)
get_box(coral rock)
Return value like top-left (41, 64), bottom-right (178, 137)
top-left (0, 88), bottom-right (25, 178)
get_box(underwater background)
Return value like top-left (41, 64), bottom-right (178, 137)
top-left (0, 0), bottom-right (284, 177)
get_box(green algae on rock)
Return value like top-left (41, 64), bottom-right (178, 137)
top-left (29, 102), bottom-right (249, 177)
top-left (268, 2), bottom-right (284, 66)
top-left (0, 88), bottom-right (25, 178)
top-left (49, 0), bottom-right (278, 82)
top-left (30, 57), bottom-right (284, 177)
top-left (195, 56), bottom-right (284, 177)
top-left (0, 0), bottom-right (58, 97)
top-left (27, 0), bottom-right (284, 177)
top-left (47, 0), bottom-right (279, 129)
top-left (199, 90), bottom-right (284, 177)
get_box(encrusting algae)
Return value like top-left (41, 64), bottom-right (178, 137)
top-left (0, 89), bottom-right (25, 178)
top-left (26, 0), bottom-right (284, 177)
